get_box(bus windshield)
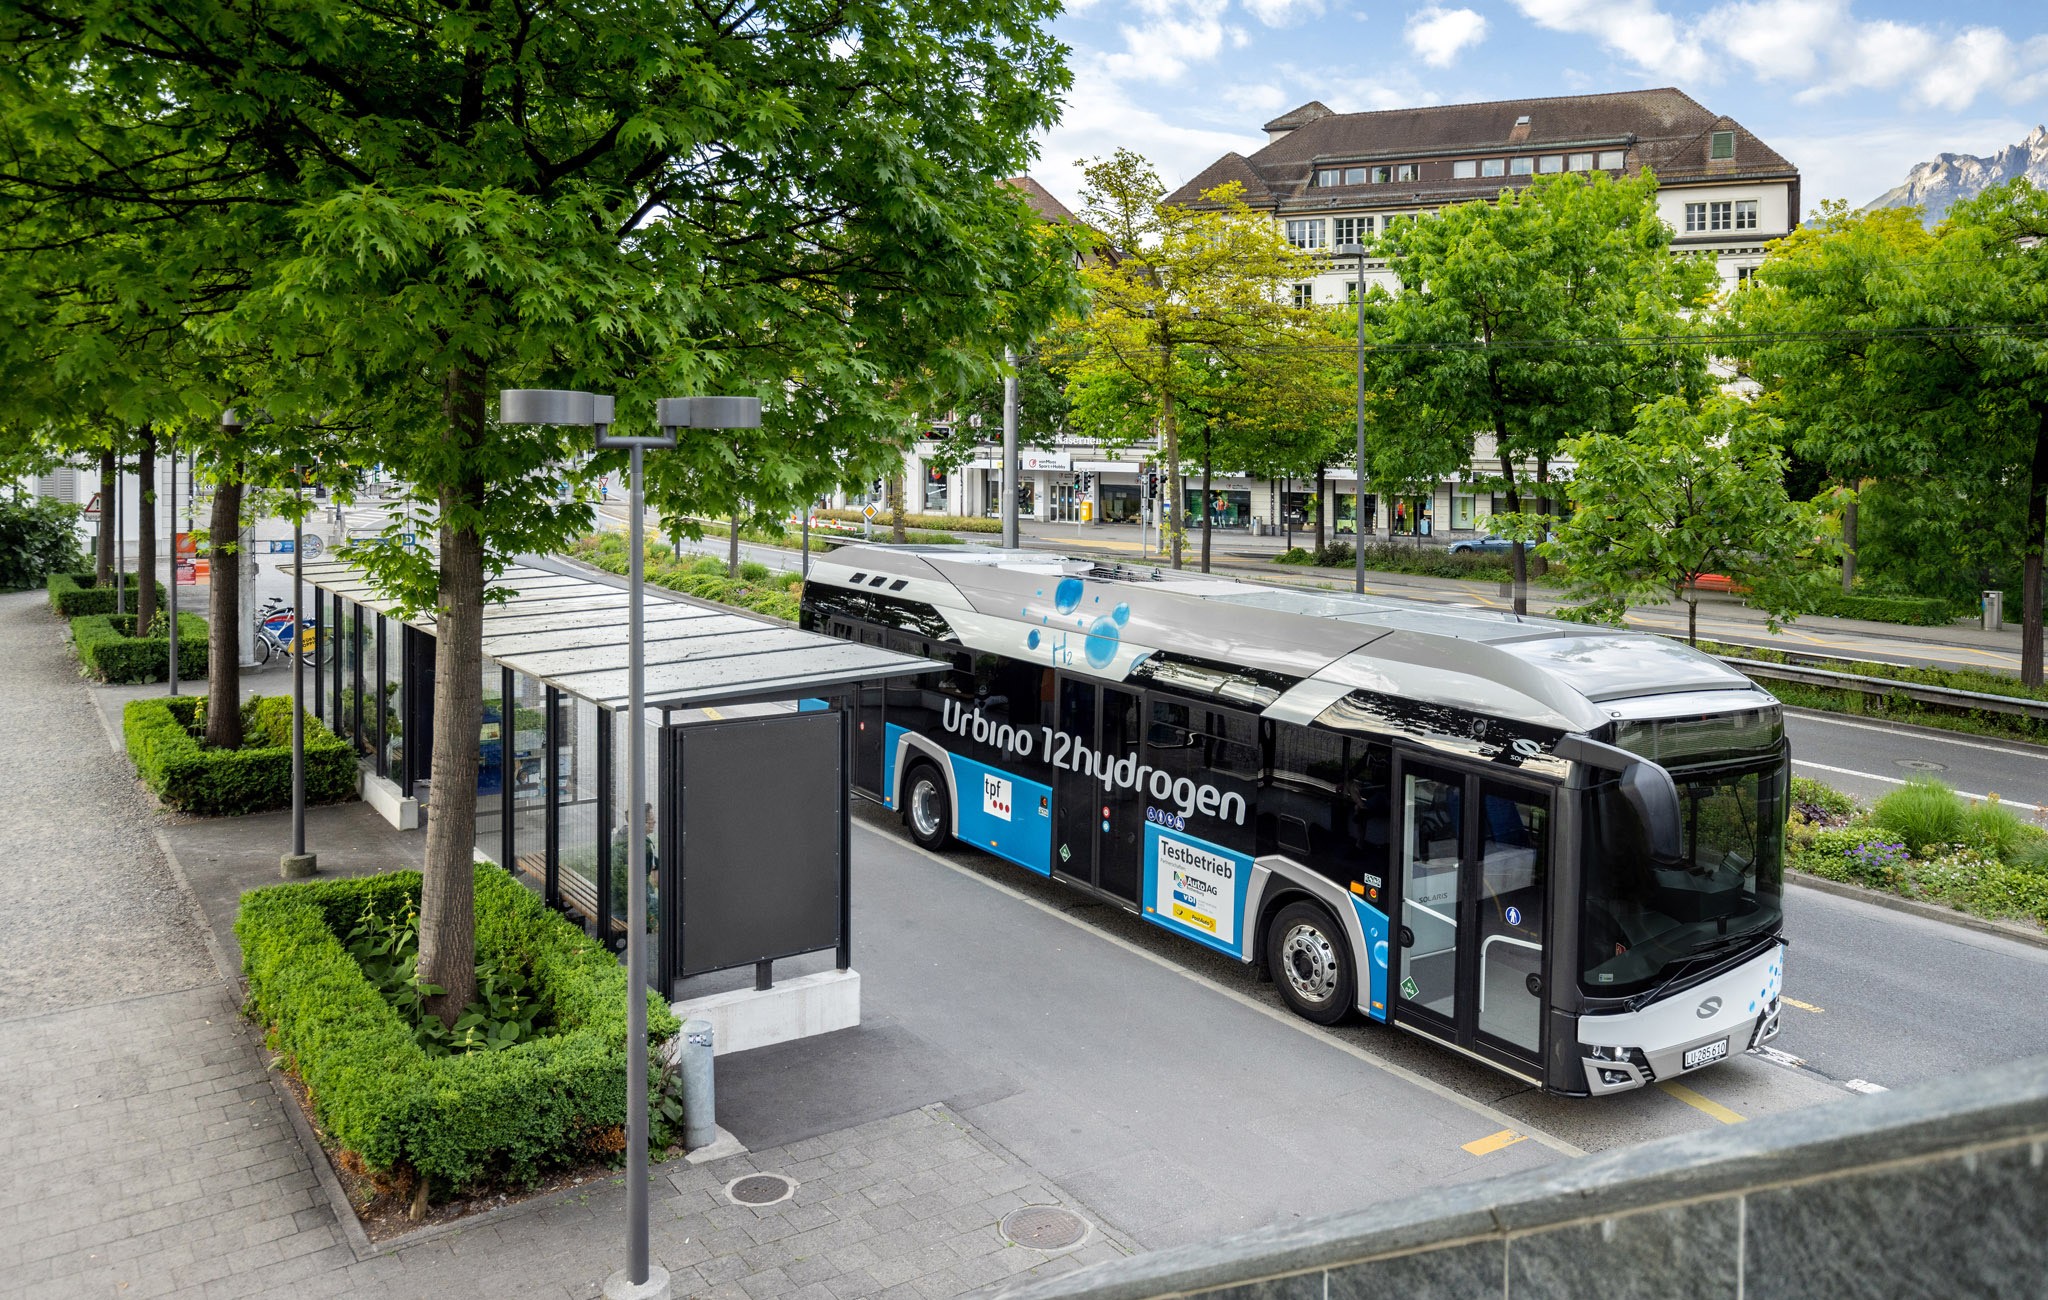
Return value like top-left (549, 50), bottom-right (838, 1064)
top-left (1580, 760), bottom-right (1785, 997)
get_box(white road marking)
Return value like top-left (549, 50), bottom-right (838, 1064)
top-left (1750, 1045), bottom-right (1806, 1069)
top-left (1787, 710), bottom-right (2048, 763)
top-left (1791, 760), bottom-right (2041, 811)
top-left (1844, 1079), bottom-right (1889, 1094)
top-left (865, 822), bottom-right (1586, 1158)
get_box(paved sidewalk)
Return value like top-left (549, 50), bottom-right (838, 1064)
top-left (0, 588), bottom-right (1128, 1300)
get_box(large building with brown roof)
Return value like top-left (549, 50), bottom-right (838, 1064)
top-left (1170, 87), bottom-right (1800, 303)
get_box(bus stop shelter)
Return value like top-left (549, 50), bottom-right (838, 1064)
top-left (295, 555), bottom-right (932, 1006)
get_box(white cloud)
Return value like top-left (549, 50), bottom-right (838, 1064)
top-left (1911, 27), bottom-right (2018, 112)
top-left (1034, 56), bottom-right (1270, 204)
top-left (1404, 5), bottom-right (1489, 68)
top-left (1241, 0), bottom-right (1326, 28)
top-left (1219, 82), bottom-right (1291, 114)
top-left (1098, 0), bottom-right (1248, 83)
top-left (1769, 116), bottom-right (2037, 210)
top-left (1509, 0), bottom-right (1717, 83)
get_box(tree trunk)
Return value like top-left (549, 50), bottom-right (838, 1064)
top-left (1161, 385), bottom-right (1183, 570)
top-left (1199, 448), bottom-right (1213, 574)
top-left (1688, 596), bottom-right (1699, 646)
top-left (727, 514), bottom-right (742, 578)
top-left (2021, 419), bottom-right (2048, 689)
top-left (890, 474), bottom-right (906, 544)
top-left (135, 426), bottom-right (157, 632)
top-left (96, 447), bottom-right (116, 585)
top-left (1314, 464), bottom-right (1328, 552)
top-left (1500, 443), bottom-right (1525, 616)
top-left (204, 472), bottom-right (245, 750)
top-left (1529, 452), bottom-right (1551, 580)
top-left (1841, 496), bottom-right (1858, 594)
top-left (418, 364), bottom-right (489, 1028)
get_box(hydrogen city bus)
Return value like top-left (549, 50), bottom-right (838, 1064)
top-left (801, 545), bottom-right (1788, 1097)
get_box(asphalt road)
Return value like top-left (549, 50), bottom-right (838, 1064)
top-left (1787, 709), bottom-right (2048, 812)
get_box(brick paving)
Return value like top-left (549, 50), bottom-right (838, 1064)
top-left (0, 589), bottom-right (1130, 1299)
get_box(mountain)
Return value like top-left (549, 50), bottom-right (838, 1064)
top-left (1864, 126), bottom-right (2048, 225)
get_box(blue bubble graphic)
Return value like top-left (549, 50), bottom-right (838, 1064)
top-left (1084, 616), bottom-right (1121, 668)
top-left (1372, 940), bottom-right (1388, 969)
top-left (1112, 602), bottom-right (1131, 626)
top-left (1054, 577), bottom-right (1084, 613)
top-left (1026, 630), bottom-right (1041, 650)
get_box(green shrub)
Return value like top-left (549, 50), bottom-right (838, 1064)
top-left (1870, 778), bottom-right (1969, 854)
top-left (123, 695), bottom-right (356, 815)
top-left (1275, 547), bottom-right (1314, 565)
top-left (1789, 776), bottom-right (1858, 823)
top-left (0, 496), bottom-right (83, 590)
top-left (1800, 590), bottom-right (1959, 627)
top-left (236, 864), bottom-right (680, 1194)
top-left (71, 611), bottom-right (208, 683)
top-left (1909, 848), bottom-right (2048, 924)
top-left (569, 537), bottom-right (800, 622)
top-left (815, 507), bottom-right (1001, 534)
top-left (1790, 825), bottom-right (1913, 889)
top-left (739, 560), bottom-right (771, 582)
top-left (47, 570), bottom-right (166, 616)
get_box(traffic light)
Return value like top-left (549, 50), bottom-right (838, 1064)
top-left (1144, 469), bottom-right (1159, 498)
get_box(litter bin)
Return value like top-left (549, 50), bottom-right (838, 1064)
top-left (1984, 590), bottom-right (2003, 632)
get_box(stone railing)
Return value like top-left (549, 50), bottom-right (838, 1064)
top-left (980, 1055), bottom-right (2048, 1299)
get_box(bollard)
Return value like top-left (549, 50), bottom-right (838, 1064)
top-left (679, 1019), bottom-right (716, 1151)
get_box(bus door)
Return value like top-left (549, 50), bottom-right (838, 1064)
top-left (1392, 758), bottom-right (1552, 1075)
top-left (1051, 678), bottom-right (1143, 902)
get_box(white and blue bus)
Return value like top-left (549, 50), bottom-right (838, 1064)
top-left (803, 546), bottom-right (1787, 1097)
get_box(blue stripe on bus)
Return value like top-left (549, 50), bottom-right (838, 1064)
top-left (946, 754), bottom-right (1052, 876)
top-left (883, 723), bottom-right (906, 809)
top-left (1349, 897), bottom-right (1390, 1022)
top-left (797, 697), bottom-right (828, 712)
top-left (1141, 822), bottom-right (1253, 961)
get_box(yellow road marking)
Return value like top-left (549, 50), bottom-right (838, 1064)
top-left (1783, 997), bottom-right (1824, 1014)
top-left (1659, 1082), bottom-right (1747, 1124)
top-left (701, 707), bottom-right (724, 720)
top-left (1462, 1129), bottom-right (1530, 1155)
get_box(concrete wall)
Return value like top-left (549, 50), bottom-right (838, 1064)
top-left (979, 1055), bottom-right (2048, 1300)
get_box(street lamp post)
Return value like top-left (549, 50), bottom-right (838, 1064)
top-left (167, 438), bottom-right (179, 697)
top-left (1001, 347), bottom-right (1019, 550)
top-left (501, 388), bottom-right (761, 1300)
top-left (1334, 243), bottom-right (1369, 595)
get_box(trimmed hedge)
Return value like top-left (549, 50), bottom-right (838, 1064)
top-left (47, 570), bottom-right (166, 616)
top-left (71, 612), bottom-right (208, 683)
top-left (124, 695), bottom-right (356, 815)
top-left (1800, 590), bottom-right (1958, 627)
top-left (236, 865), bottom-right (680, 1193)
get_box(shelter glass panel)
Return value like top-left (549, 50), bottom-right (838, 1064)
top-left (557, 695), bottom-right (602, 926)
top-left (475, 657), bottom-right (505, 862)
top-left (509, 671), bottom-right (549, 891)
top-left (380, 618), bottom-right (402, 780)
top-left (609, 707), bottom-right (660, 950)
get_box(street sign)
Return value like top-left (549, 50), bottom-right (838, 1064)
top-left (399, 532), bottom-right (417, 548)
top-left (301, 534), bottom-right (325, 559)
top-left (266, 538), bottom-right (295, 554)
top-left (861, 503), bottom-right (879, 521)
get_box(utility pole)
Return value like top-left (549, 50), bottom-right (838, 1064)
top-left (1001, 346), bottom-right (1019, 550)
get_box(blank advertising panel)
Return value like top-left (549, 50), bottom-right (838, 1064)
top-left (676, 710), bottom-right (844, 977)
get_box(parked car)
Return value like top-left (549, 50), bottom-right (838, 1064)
top-left (1447, 535), bottom-right (1515, 555)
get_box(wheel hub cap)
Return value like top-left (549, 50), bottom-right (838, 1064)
top-left (1281, 924), bottom-right (1338, 1002)
top-left (910, 781), bottom-right (942, 838)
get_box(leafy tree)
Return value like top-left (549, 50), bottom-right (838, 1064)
top-left (1066, 149), bottom-right (1314, 568)
top-left (1373, 172), bottom-right (1718, 610)
top-left (1732, 184), bottom-right (2048, 681)
top-left (6, 0), bottom-right (1071, 1021)
top-left (1542, 394), bottom-right (1833, 644)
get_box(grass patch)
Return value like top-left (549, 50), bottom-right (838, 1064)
top-left (814, 507), bottom-right (1001, 534)
top-left (566, 535), bottom-right (805, 622)
top-left (1274, 541), bottom-right (1542, 585)
top-left (123, 694), bottom-right (356, 815)
top-left (1702, 638), bottom-right (2048, 746)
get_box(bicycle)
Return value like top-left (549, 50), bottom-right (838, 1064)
top-left (254, 597), bottom-right (332, 668)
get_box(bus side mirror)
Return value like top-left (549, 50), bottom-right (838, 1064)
top-left (1556, 733), bottom-right (1683, 866)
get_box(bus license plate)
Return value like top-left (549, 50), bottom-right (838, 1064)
top-left (1683, 1039), bottom-right (1728, 1070)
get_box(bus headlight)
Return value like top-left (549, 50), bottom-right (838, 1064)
top-left (1582, 1043), bottom-right (1655, 1089)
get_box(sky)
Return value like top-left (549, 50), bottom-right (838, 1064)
top-left (1031, 0), bottom-right (2048, 216)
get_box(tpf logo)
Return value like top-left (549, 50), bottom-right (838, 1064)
top-left (983, 774), bottom-right (1012, 822)
top-left (1696, 996), bottom-right (1723, 1019)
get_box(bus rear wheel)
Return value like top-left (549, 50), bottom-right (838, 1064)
top-left (903, 762), bottom-right (952, 851)
top-left (1267, 901), bottom-right (1354, 1025)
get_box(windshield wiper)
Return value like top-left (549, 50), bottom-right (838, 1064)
top-left (1625, 932), bottom-right (1772, 1012)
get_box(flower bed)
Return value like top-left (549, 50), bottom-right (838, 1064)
top-left (46, 570), bottom-right (166, 616)
top-left (236, 865), bottom-right (680, 1198)
top-left (71, 611), bottom-right (208, 683)
top-left (123, 695), bottom-right (355, 815)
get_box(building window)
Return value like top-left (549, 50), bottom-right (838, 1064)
top-left (1567, 152), bottom-right (1594, 171)
top-left (1285, 219), bottom-right (1325, 249)
top-left (1482, 158), bottom-right (1505, 177)
top-left (1734, 199), bottom-right (1758, 230)
top-left (1291, 283), bottom-right (1314, 308)
top-left (1509, 157), bottom-right (1534, 176)
top-left (1453, 160), bottom-right (1477, 179)
top-left (1333, 215), bottom-right (1373, 245)
top-left (1345, 166), bottom-right (1367, 185)
top-left (1735, 265), bottom-right (1757, 286)
top-left (1599, 149), bottom-right (1626, 169)
top-left (1346, 280), bottom-right (1364, 303)
top-left (1684, 202), bottom-right (1707, 233)
top-left (1370, 165), bottom-right (1392, 184)
top-left (1709, 201), bottom-right (1733, 231)
top-left (1451, 495), bottom-right (1476, 530)
top-left (1316, 168), bottom-right (1342, 187)
top-left (1396, 163), bottom-right (1418, 182)
top-left (1538, 155), bottom-right (1563, 174)
top-left (1710, 130), bottom-right (1736, 160)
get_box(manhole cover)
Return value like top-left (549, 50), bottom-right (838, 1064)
top-left (1896, 759), bottom-right (1947, 772)
top-left (1000, 1205), bottom-right (1089, 1251)
top-left (727, 1173), bottom-right (796, 1207)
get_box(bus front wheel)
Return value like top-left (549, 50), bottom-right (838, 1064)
top-left (903, 762), bottom-right (952, 851)
top-left (1267, 902), bottom-right (1354, 1026)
